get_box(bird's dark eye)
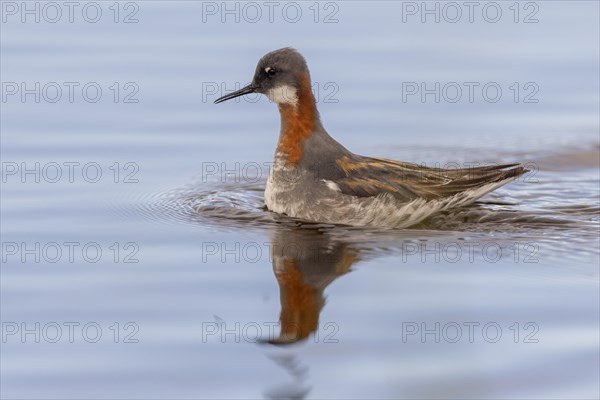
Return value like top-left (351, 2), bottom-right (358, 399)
top-left (266, 68), bottom-right (276, 76)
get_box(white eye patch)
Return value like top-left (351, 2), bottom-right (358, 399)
top-left (265, 67), bottom-right (272, 73)
top-left (266, 85), bottom-right (298, 107)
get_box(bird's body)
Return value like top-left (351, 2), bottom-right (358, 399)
top-left (215, 48), bottom-right (526, 228)
top-left (265, 130), bottom-right (524, 228)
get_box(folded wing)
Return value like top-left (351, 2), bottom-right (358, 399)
top-left (332, 155), bottom-right (527, 201)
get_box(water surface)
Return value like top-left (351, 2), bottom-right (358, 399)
top-left (1, 1), bottom-right (599, 398)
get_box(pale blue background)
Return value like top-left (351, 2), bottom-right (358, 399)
top-left (1, 1), bottom-right (599, 398)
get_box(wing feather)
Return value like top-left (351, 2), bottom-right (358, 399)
top-left (332, 155), bottom-right (527, 201)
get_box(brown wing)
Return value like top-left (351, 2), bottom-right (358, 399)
top-left (333, 155), bottom-right (527, 201)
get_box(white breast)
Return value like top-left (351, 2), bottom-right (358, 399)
top-left (264, 167), bottom-right (277, 211)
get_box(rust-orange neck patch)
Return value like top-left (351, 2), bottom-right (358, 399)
top-left (276, 74), bottom-right (316, 167)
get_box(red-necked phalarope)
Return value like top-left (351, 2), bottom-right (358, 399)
top-left (215, 48), bottom-right (527, 228)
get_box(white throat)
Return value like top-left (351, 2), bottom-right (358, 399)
top-left (266, 85), bottom-right (298, 107)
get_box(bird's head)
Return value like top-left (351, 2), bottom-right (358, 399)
top-left (214, 47), bottom-right (311, 107)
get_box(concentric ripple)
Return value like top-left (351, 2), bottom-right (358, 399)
top-left (131, 160), bottom-right (599, 264)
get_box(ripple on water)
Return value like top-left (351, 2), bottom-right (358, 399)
top-left (132, 153), bottom-right (599, 264)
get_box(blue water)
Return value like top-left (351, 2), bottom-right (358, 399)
top-left (1, 1), bottom-right (599, 398)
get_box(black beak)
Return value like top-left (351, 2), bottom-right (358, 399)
top-left (214, 84), bottom-right (257, 104)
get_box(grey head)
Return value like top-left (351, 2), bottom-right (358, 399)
top-left (214, 47), bottom-right (312, 106)
top-left (214, 47), bottom-right (352, 176)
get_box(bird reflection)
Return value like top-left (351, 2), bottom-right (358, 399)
top-left (267, 226), bottom-right (358, 345)
top-left (261, 226), bottom-right (358, 399)
top-left (262, 352), bottom-right (311, 399)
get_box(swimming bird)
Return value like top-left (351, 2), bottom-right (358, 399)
top-left (214, 48), bottom-right (527, 228)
